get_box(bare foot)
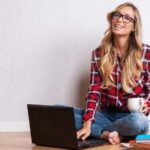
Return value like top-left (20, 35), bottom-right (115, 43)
top-left (101, 131), bottom-right (121, 144)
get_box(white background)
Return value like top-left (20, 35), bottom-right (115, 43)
top-left (0, 0), bottom-right (149, 131)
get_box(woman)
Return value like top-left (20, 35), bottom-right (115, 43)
top-left (74, 2), bottom-right (150, 144)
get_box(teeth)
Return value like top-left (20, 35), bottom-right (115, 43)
top-left (114, 24), bottom-right (124, 29)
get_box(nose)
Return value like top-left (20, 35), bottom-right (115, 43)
top-left (118, 16), bottom-right (123, 22)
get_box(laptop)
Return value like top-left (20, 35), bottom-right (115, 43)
top-left (27, 104), bottom-right (106, 149)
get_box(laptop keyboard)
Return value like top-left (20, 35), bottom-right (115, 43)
top-left (78, 139), bottom-right (106, 148)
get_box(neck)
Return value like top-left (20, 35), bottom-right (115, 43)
top-left (114, 36), bottom-right (129, 57)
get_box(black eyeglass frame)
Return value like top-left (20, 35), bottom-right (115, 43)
top-left (111, 11), bottom-right (135, 24)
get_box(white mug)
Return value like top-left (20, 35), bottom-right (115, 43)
top-left (127, 98), bottom-right (145, 112)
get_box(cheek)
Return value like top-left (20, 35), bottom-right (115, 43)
top-left (111, 20), bottom-right (116, 30)
top-left (111, 20), bottom-right (116, 26)
top-left (125, 25), bottom-right (134, 33)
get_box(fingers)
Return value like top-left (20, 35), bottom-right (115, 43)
top-left (77, 130), bottom-right (88, 140)
top-left (77, 120), bottom-right (91, 140)
top-left (140, 103), bottom-right (147, 111)
top-left (140, 104), bottom-right (149, 115)
top-left (143, 103), bottom-right (148, 107)
top-left (77, 130), bottom-right (83, 139)
top-left (108, 137), bottom-right (115, 145)
top-left (77, 128), bottom-right (90, 140)
top-left (140, 107), bottom-right (147, 113)
top-left (81, 132), bottom-right (90, 140)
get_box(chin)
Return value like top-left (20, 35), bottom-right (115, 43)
top-left (112, 30), bottom-right (126, 36)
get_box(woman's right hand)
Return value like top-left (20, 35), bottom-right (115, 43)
top-left (77, 120), bottom-right (92, 140)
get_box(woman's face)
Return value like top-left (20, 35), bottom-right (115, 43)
top-left (111, 6), bottom-right (135, 37)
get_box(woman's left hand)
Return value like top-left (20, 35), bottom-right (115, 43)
top-left (140, 101), bottom-right (149, 115)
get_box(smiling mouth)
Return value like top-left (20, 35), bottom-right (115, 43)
top-left (114, 24), bottom-right (124, 29)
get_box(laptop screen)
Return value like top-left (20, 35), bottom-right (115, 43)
top-left (27, 104), bottom-right (79, 149)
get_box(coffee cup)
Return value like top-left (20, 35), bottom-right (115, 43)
top-left (127, 98), bottom-right (145, 112)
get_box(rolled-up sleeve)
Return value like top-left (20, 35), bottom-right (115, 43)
top-left (145, 61), bottom-right (150, 108)
top-left (83, 49), bottom-right (102, 122)
top-left (143, 47), bottom-right (150, 110)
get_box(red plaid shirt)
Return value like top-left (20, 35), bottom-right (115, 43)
top-left (83, 44), bottom-right (150, 122)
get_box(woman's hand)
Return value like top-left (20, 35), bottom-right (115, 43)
top-left (141, 101), bottom-right (149, 115)
top-left (77, 120), bottom-right (92, 140)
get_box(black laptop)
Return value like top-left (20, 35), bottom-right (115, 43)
top-left (27, 104), bottom-right (106, 149)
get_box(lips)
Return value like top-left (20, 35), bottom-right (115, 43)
top-left (114, 24), bottom-right (124, 29)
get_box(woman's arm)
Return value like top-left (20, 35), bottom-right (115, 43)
top-left (77, 120), bottom-right (92, 140)
top-left (76, 49), bottom-right (102, 140)
top-left (83, 49), bottom-right (102, 122)
top-left (143, 47), bottom-right (150, 113)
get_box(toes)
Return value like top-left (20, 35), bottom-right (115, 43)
top-left (108, 137), bottom-right (115, 144)
top-left (108, 131), bottom-right (120, 144)
top-left (109, 132), bottom-right (114, 138)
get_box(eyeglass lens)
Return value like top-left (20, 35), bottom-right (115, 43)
top-left (112, 12), bottom-right (134, 23)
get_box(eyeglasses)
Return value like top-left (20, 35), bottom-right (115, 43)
top-left (111, 11), bottom-right (135, 23)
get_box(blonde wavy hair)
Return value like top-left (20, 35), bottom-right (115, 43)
top-left (100, 2), bottom-right (143, 93)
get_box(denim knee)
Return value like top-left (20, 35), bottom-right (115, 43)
top-left (73, 108), bottom-right (84, 131)
top-left (128, 113), bottom-right (149, 134)
top-left (73, 107), bottom-right (84, 115)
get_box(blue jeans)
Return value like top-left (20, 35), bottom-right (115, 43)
top-left (74, 107), bottom-right (149, 139)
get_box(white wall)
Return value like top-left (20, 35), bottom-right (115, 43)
top-left (0, 0), bottom-right (150, 131)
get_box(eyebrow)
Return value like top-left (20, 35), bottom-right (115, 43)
top-left (117, 11), bottom-right (134, 18)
